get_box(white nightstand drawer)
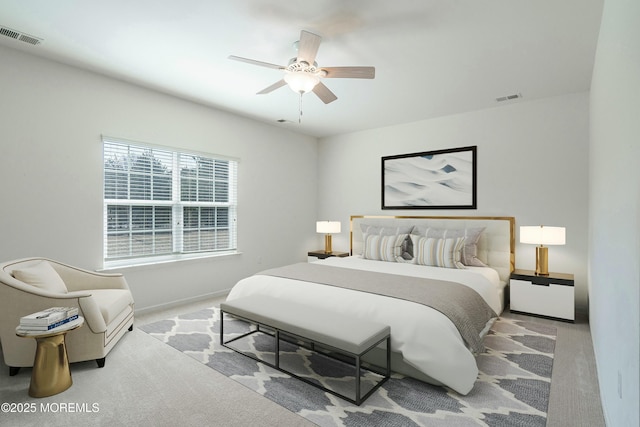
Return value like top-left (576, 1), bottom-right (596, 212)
top-left (510, 279), bottom-right (575, 320)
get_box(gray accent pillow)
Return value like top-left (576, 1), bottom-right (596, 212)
top-left (411, 227), bottom-right (487, 267)
top-left (360, 224), bottom-right (414, 260)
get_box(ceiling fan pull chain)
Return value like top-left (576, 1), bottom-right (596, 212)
top-left (299, 92), bottom-right (303, 123)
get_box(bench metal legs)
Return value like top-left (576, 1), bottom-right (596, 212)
top-left (220, 309), bottom-right (390, 405)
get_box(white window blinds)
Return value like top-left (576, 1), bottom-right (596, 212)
top-left (103, 138), bottom-right (238, 264)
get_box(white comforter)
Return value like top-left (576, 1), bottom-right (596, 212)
top-left (226, 256), bottom-right (502, 395)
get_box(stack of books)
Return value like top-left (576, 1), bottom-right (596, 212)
top-left (19, 307), bottom-right (79, 331)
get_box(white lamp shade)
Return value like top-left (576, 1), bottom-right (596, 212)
top-left (316, 221), bottom-right (341, 234)
top-left (520, 226), bottom-right (566, 245)
top-left (284, 71), bottom-right (320, 93)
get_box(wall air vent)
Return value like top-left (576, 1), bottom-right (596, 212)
top-left (496, 93), bottom-right (522, 102)
top-left (0, 26), bottom-right (42, 46)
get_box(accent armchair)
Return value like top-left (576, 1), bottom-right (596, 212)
top-left (0, 258), bottom-right (134, 375)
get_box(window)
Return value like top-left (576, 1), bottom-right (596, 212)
top-left (103, 138), bottom-right (238, 266)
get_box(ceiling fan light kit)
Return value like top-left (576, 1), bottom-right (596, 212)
top-left (229, 30), bottom-right (375, 121)
top-left (283, 69), bottom-right (320, 94)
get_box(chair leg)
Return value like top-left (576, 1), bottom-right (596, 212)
top-left (96, 358), bottom-right (106, 368)
top-left (128, 325), bottom-right (133, 331)
top-left (9, 366), bottom-right (20, 376)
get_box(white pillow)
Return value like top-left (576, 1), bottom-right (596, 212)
top-left (13, 261), bottom-right (68, 293)
top-left (411, 236), bottom-right (465, 269)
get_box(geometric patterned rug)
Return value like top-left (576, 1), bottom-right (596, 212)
top-left (140, 307), bottom-right (556, 427)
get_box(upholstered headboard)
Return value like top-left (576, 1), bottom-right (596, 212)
top-left (350, 215), bottom-right (515, 283)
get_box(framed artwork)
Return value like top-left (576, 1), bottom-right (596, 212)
top-left (381, 146), bottom-right (477, 209)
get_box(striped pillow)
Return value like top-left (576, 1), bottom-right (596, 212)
top-left (412, 227), bottom-right (487, 266)
top-left (363, 234), bottom-right (408, 262)
top-left (360, 224), bottom-right (414, 260)
top-left (411, 236), bottom-right (466, 269)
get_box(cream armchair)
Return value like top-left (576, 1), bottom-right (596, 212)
top-left (0, 258), bottom-right (134, 375)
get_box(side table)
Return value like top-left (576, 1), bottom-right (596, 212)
top-left (16, 316), bottom-right (84, 397)
top-left (307, 250), bottom-right (349, 261)
top-left (510, 269), bottom-right (575, 321)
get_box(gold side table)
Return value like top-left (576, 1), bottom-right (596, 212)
top-left (16, 316), bottom-right (84, 397)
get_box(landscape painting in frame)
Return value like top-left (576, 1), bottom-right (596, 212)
top-left (382, 146), bottom-right (477, 209)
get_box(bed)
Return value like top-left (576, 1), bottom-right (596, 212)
top-left (226, 215), bottom-right (515, 395)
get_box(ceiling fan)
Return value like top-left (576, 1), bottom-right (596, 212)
top-left (229, 30), bottom-right (375, 107)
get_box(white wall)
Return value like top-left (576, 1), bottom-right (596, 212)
top-left (318, 93), bottom-right (590, 311)
top-left (0, 45), bottom-right (318, 310)
top-left (589, 0), bottom-right (640, 424)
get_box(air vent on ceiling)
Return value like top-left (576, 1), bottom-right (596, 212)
top-left (496, 93), bottom-right (522, 102)
top-left (0, 26), bottom-right (42, 46)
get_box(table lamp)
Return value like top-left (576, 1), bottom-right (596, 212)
top-left (520, 225), bottom-right (566, 275)
top-left (316, 221), bottom-right (341, 254)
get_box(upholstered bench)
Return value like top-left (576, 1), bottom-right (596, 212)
top-left (220, 295), bottom-right (390, 405)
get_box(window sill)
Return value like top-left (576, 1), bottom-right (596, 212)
top-left (100, 251), bottom-right (242, 272)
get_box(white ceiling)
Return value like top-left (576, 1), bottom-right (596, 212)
top-left (0, 0), bottom-right (603, 138)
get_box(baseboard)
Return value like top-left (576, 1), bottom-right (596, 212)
top-left (135, 289), bottom-right (230, 315)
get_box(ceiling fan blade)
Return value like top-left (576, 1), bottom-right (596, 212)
top-left (228, 55), bottom-right (284, 70)
top-left (312, 82), bottom-right (338, 104)
top-left (321, 66), bottom-right (375, 79)
top-left (296, 30), bottom-right (322, 65)
top-left (257, 79), bottom-right (287, 94)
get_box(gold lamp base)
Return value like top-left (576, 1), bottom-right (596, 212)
top-left (535, 245), bottom-right (549, 275)
top-left (324, 234), bottom-right (333, 254)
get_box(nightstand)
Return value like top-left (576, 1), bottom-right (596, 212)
top-left (509, 269), bottom-right (575, 321)
top-left (307, 250), bottom-right (349, 262)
